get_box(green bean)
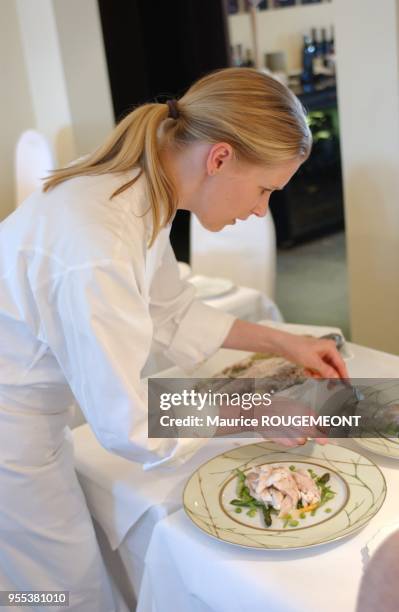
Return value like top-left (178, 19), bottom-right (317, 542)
top-left (262, 505), bottom-right (272, 527)
top-left (230, 499), bottom-right (263, 508)
top-left (235, 469), bottom-right (246, 497)
top-left (241, 486), bottom-right (252, 501)
top-left (317, 473), bottom-right (330, 485)
top-left (230, 499), bottom-right (253, 507)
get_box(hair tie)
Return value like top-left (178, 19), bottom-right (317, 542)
top-left (166, 99), bottom-right (180, 120)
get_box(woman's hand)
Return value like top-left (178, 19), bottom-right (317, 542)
top-left (222, 320), bottom-right (349, 380)
top-left (253, 396), bottom-right (329, 447)
top-left (274, 332), bottom-right (349, 379)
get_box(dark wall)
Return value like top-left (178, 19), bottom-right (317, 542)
top-left (97, 0), bottom-right (230, 262)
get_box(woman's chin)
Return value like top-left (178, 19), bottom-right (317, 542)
top-left (196, 217), bottom-right (236, 232)
top-left (195, 217), bottom-right (224, 232)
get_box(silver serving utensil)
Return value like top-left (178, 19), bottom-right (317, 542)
top-left (352, 386), bottom-right (365, 403)
top-left (319, 333), bottom-right (365, 403)
top-left (319, 332), bottom-right (345, 350)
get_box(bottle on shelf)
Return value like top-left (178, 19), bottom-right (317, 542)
top-left (311, 27), bottom-right (323, 75)
top-left (227, 0), bottom-right (239, 14)
top-left (311, 27), bottom-right (320, 55)
top-left (320, 28), bottom-right (328, 58)
top-left (327, 25), bottom-right (335, 56)
top-left (244, 49), bottom-right (255, 67)
top-left (301, 33), bottom-right (316, 84)
top-left (232, 44), bottom-right (244, 67)
top-left (324, 25), bottom-right (336, 72)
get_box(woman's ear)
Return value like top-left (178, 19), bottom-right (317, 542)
top-left (206, 142), bottom-right (234, 176)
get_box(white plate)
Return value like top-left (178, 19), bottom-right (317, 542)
top-left (188, 275), bottom-right (235, 299)
top-left (183, 442), bottom-right (386, 550)
top-left (355, 436), bottom-right (399, 461)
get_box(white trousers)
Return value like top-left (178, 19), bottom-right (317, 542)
top-left (0, 404), bottom-right (128, 611)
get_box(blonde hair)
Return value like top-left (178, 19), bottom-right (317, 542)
top-left (43, 67), bottom-right (311, 245)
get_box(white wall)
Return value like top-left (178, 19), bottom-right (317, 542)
top-left (0, 1), bottom-right (35, 220)
top-left (335, 0), bottom-right (399, 353)
top-left (228, 3), bottom-right (334, 72)
top-left (1, 0), bottom-right (114, 220)
top-left (53, 0), bottom-right (114, 157)
top-left (16, 0), bottom-right (76, 167)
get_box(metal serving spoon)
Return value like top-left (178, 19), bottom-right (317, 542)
top-left (319, 333), bottom-right (365, 403)
top-left (319, 332), bottom-right (345, 351)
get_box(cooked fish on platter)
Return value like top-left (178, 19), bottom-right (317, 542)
top-left (235, 463), bottom-right (330, 528)
top-left (195, 353), bottom-right (307, 396)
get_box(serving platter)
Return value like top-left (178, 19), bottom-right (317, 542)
top-left (183, 442), bottom-right (386, 550)
top-left (355, 436), bottom-right (399, 461)
top-left (353, 380), bottom-right (399, 460)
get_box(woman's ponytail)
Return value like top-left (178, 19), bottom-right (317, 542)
top-left (43, 102), bottom-right (176, 245)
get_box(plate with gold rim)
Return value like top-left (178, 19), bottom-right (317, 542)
top-left (183, 442), bottom-right (386, 550)
top-left (355, 436), bottom-right (399, 460)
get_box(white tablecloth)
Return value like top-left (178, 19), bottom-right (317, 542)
top-left (203, 285), bottom-right (282, 323)
top-left (72, 334), bottom-right (399, 611)
top-left (74, 432), bottom-right (254, 610)
top-left (137, 443), bottom-right (399, 612)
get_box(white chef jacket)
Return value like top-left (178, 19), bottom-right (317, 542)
top-left (0, 169), bottom-right (235, 610)
top-left (0, 169), bottom-right (235, 468)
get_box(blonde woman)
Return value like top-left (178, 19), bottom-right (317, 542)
top-left (0, 68), bottom-right (347, 610)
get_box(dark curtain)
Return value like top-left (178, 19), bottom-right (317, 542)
top-left (97, 0), bottom-right (230, 262)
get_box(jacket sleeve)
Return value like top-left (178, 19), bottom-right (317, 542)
top-left (36, 259), bottom-right (208, 469)
top-left (149, 242), bottom-right (236, 371)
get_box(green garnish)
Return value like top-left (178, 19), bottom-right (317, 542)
top-left (299, 512), bottom-right (306, 519)
top-left (325, 508), bottom-right (332, 513)
top-left (235, 469), bottom-right (246, 497)
top-left (282, 514), bottom-right (292, 528)
top-left (230, 499), bottom-right (263, 507)
top-left (262, 505), bottom-right (272, 527)
top-left (289, 520), bottom-right (299, 527)
top-left (289, 465), bottom-right (296, 471)
top-left (317, 473), bottom-right (330, 485)
top-left (235, 507), bottom-right (242, 514)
